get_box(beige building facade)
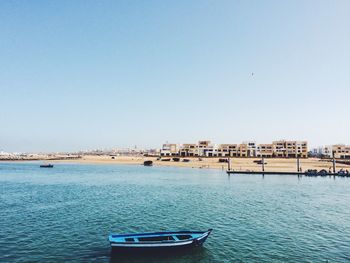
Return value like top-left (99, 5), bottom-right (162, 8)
top-left (161, 140), bottom-right (309, 158)
top-left (332, 145), bottom-right (350, 159)
top-left (256, 144), bottom-right (274, 157)
top-left (272, 140), bottom-right (308, 158)
top-left (160, 144), bottom-right (179, 156)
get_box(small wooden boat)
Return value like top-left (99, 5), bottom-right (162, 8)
top-left (338, 170), bottom-right (350, 177)
top-left (254, 160), bottom-right (267, 165)
top-left (305, 169), bottom-right (318, 176)
top-left (143, 160), bottom-right (153, 166)
top-left (40, 164), bottom-right (54, 168)
top-left (109, 229), bottom-right (212, 251)
top-left (318, 169), bottom-right (328, 176)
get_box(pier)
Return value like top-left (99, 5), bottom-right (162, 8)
top-left (226, 155), bottom-right (350, 177)
top-left (226, 170), bottom-right (350, 177)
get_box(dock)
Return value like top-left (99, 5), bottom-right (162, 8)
top-left (226, 170), bottom-right (350, 177)
top-left (227, 170), bottom-right (302, 175)
top-left (226, 156), bottom-right (350, 177)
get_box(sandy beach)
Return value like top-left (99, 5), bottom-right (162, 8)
top-left (46, 155), bottom-right (350, 173)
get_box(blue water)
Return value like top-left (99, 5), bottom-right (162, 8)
top-left (1, 162), bottom-right (350, 262)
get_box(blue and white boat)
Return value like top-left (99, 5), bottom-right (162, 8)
top-left (108, 229), bottom-right (212, 251)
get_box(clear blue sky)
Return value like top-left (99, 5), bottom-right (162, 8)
top-left (1, 0), bottom-right (349, 152)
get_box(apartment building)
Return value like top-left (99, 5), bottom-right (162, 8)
top-left (160, 144), bottom-right (179, 156)
top-left (310, 146), bottom-right (333, 158)
top-left (198, 141), bottom-right (211, 148)
top-left (179, 144), bottom-right (198, 157)
top-left (332, 145), bottom-right (350, 159)
top-left (203, 145), bottom-right (219, 157)
top-left (244, 141), bottom-right (256, 157)
top-left (256, 144), bottom-right (274, 157)
top-left (217, 144), bottom-right (238, 157)
top-left (160, 139), bottom-right (309, 158)
top-left (294, 141), bottom-right (308, 158)
top-left (238, 144), bottom-right (248, 157)
top-left (197, 141), bottom-right (212, 156)
top-left (322, 146), bottom-right (333, 158)
top-left (272, 140), bottom-right (308, 158)
top-left (273, 140), bottom-right (286, 157)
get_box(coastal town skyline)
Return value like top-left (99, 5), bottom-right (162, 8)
top-left (1, 1), bottom-right (349, 152)
top-left (1, 139), bottom-right (349, 158)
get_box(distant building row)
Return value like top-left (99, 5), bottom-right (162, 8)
top-left (160, 140), bottom-right (308, 158)
top-left (311, 145), bottom-right (350, 159)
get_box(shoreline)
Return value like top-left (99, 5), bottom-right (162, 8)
top-left (1, 155), bottom-right (349, 173)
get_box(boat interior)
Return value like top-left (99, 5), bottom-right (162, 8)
top-left (110, 233), bottom-right (204, 243)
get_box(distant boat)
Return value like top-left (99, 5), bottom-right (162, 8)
top-left (40, 164), bottom-right (54, 168)
top-left (254, 160), bottom-right (267, 165)
top-left (109, 229), bottom-right (212, 251)
top-left (318, 169), bottom-right (328, 176)
top-left (143, 160), bottom-right (153, 166)
top-left (305, 169), bottom-right (318, 176)
top-left (338, 170), bottom-right (350, 177)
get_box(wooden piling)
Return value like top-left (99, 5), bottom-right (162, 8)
top-left (262, 157), bottom-right (265, 172)
top-left (297, 157), bottom-right (300, 172)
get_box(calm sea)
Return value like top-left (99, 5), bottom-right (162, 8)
top-left (1, 162), bottom-right (350, 262)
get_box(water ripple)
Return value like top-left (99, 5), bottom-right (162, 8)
top-left (1, 163), bottom-right (350, 262)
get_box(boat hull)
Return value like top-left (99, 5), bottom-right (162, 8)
top-left (109, 229), bottom-right (211, 252)
top-left (110, 241), bottom-right (195, 252)
top-left (40, 165), bottom-right (54, 168)
top-left (143, 161), bottom-right (153, 166)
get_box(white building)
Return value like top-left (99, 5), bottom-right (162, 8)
top-left (160, 144), bottom-right (179, 156)
top-left (244, 141), bottom-right (256, 157)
